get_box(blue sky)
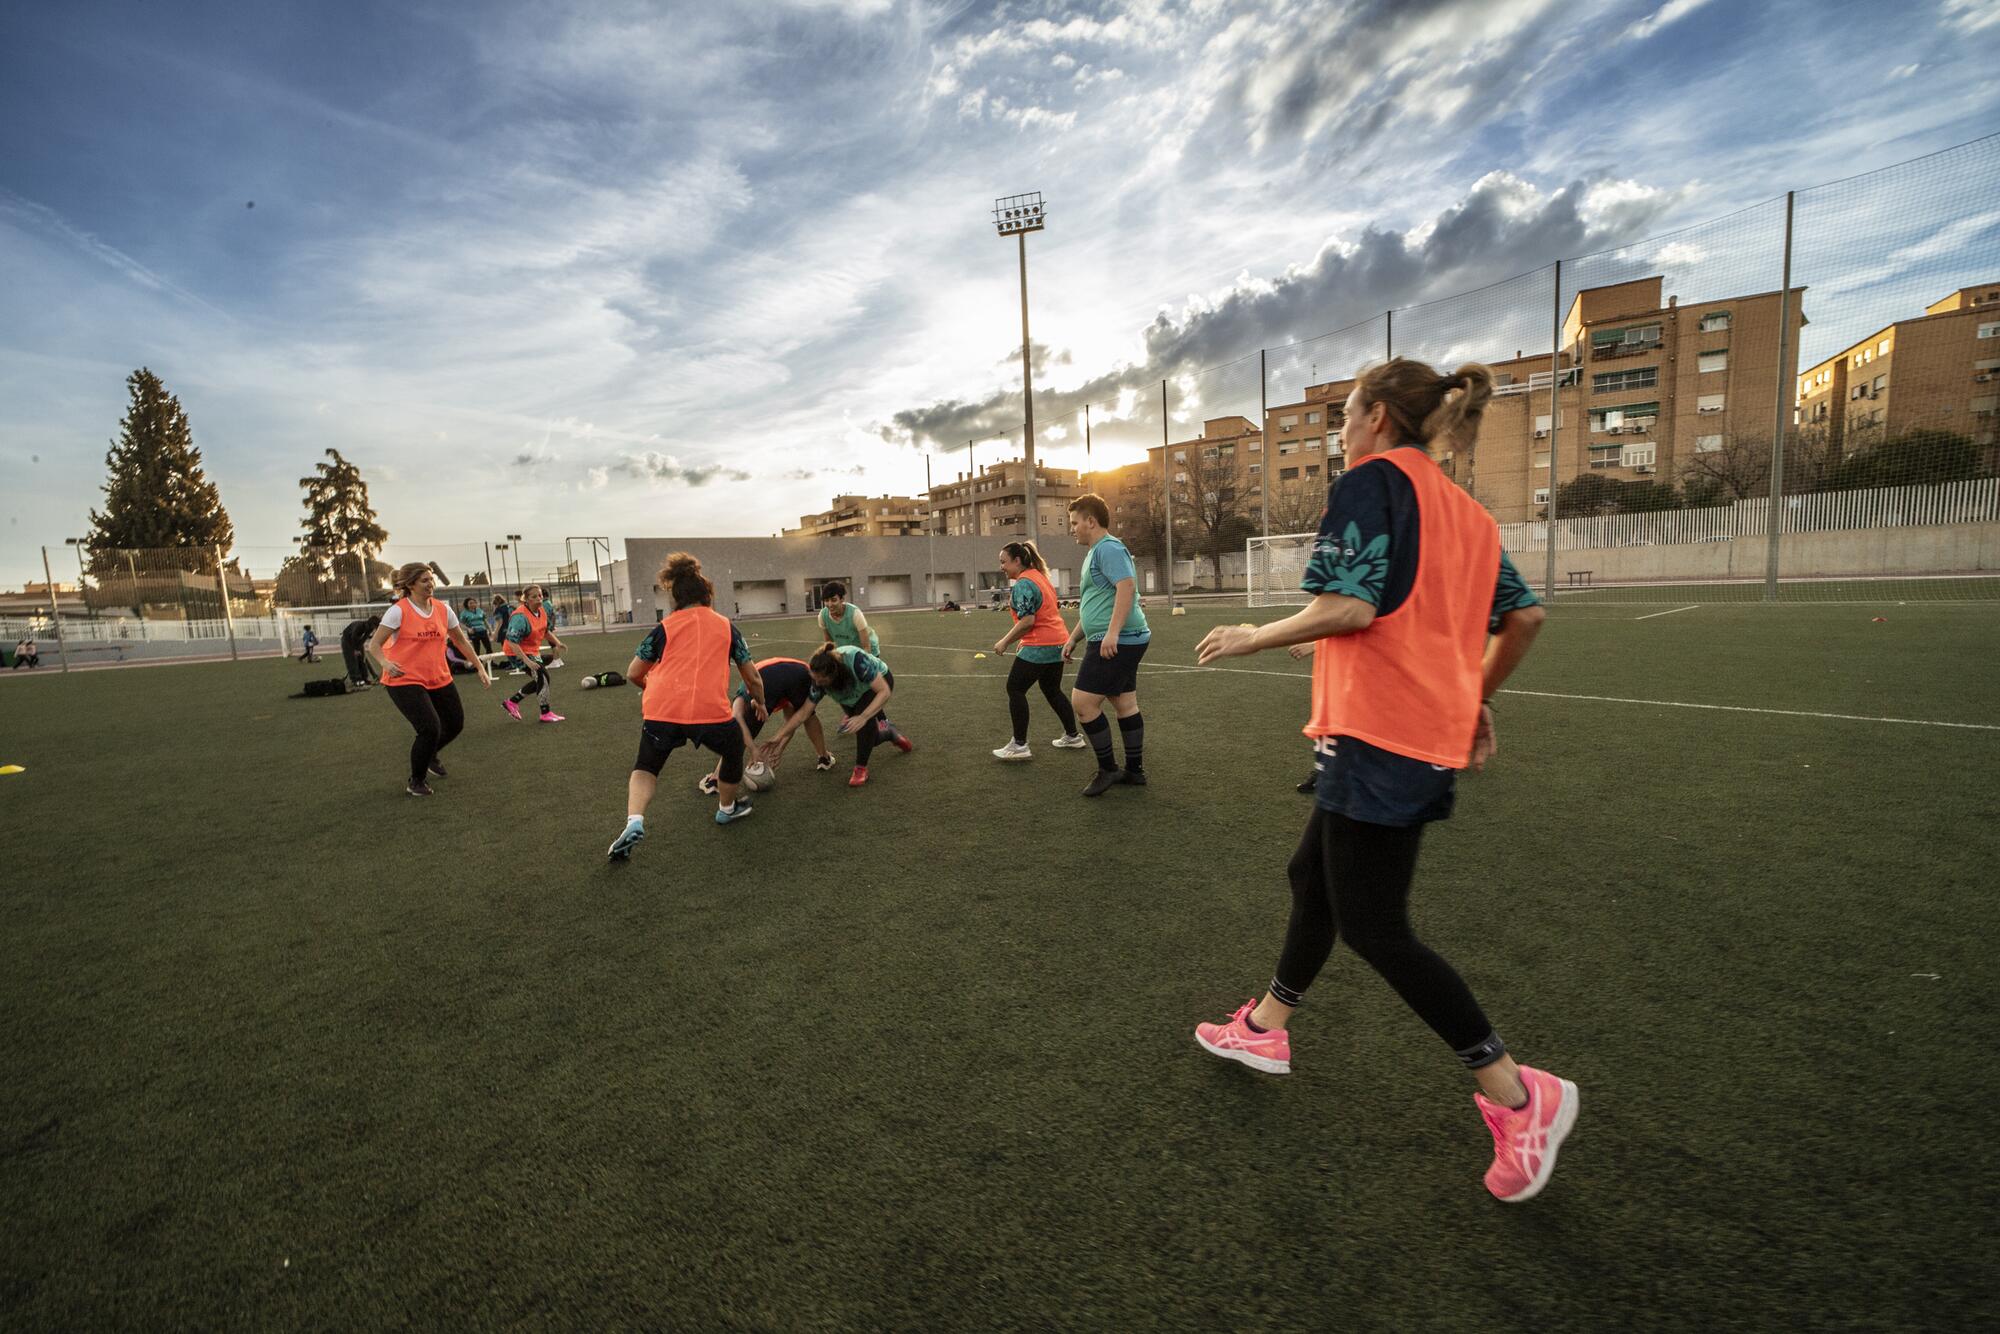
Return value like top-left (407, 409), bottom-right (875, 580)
top-left (3, 0), bottom-right (1997, 578)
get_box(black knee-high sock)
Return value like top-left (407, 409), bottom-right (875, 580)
top-left (1082, 713), bottom-right (1116, 771)
top-left (1118, 712), bottom-right (1145, 773)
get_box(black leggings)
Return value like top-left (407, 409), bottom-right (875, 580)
top-left (843, 670), bottom-right (894, 766)
top-left (1005, 656), bottom-right (1076, 744)
top-left (387, 682), bottom-right (465, 785)
top-left (468, 631), bottom-right (492, 655)
top-left (1272, 806), bottom-right (1503, 1067)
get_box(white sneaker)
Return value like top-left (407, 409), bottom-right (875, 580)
top-left (992, 740), bottom-right (1033, 761)
top-left (1051, 733), bottom-right (1089, 749)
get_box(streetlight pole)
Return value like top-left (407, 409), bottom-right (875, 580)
top-left (994, 192), bottom-right (1046, 544)
top-left (506, 534), bottom-right (524, 587)
top-left (63, 538), bottom-right (88, 621)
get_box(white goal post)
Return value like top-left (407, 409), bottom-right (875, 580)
top-left (1245, 532), bottom-right (1319, 608)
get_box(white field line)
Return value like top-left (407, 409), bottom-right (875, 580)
top-left (1634, 605), bottom-right (1700, 620)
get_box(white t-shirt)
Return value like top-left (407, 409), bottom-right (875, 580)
top-left (379, 600), bottom-right (460, 632)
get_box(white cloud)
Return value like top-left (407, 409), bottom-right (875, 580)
top-left (1626, 0), bottom-right (1721, 43)
top-left (1654, 241), bottom-right (1709, 266)
top-left (1941, 0), bottom-right (2000, 33)
top-left (1887, 63), bottom-right (1920, 79)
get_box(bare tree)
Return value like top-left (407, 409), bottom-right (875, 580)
top-left (1172, 444), bottom-right (1253, 586)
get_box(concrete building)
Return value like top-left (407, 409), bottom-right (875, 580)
top-left (927, 458), bottom-right (1085, 539)
top-left (1796, 279), bottom-right (2000, 463)
top-left (783, 494), bottom-right (930, 539)
top-left (622, 533), bottom-right (1098, 626)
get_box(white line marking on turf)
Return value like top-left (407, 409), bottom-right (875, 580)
top-left (1496, 689), bottom-right (2000, 732)
top-left (1634, 605), bottom-right (1699, 621)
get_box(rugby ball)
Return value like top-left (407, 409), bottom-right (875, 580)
top-left (742, 761), bottom-right (776, 793)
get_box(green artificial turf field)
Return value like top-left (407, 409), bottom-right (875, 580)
top-left (3, 601), bottom-right (1997, 1329)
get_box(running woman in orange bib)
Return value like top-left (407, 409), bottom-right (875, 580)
top-left (366, 563), bottom-right (492, 796)
top-left (989, 539), bottom-right (1085, 761)
top-left (608, 553), bottom-right (767, 859)
top-left (1193, 358), bottom-right (1576, 1203)
top-left (501, 583), bottom-right (568, 723)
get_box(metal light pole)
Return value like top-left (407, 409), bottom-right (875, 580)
top-left (924, 451), bottom-right (937, 605)
top-left (63, 538), bottom-right (88, 625)
top-left (495, 543), bottom-right (511, 587)
top-left (994, 192), bottom-right (1046, 544)
top-left (506, 534), bottom-right (524, 586)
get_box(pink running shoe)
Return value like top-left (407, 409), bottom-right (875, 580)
top-left (1476, 1065), bottom-right (1579, 1203)
top-left (848, 764), bottom-right (869, 787)
top-left (1194, 1001), bottom-right (1291, 1075)
top-left (502, 699), bottom-right (522, 720)
top-left (539, 711), bottom-right (565, 724)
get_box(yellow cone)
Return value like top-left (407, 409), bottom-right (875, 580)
top-left (0, 764), bottom-right (23, 776)
top-left (973, 652), bottom-right (987, 659)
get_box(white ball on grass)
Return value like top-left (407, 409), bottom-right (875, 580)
top-left (742, 761), bottom-right (776, 793)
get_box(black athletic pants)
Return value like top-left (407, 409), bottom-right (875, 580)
top-left (386, 682), bottom-right (465, 786)
top-left (843, 669), bottom-right (895, 766)
top-left (342, 643), bottom-right (374, 685)
top-left (1271, 806), bottom-right (1504, 1067)
top-left (469, 631), bottom-right (493, 655)
top-left (1005, 656), bottom-right (1077, 745)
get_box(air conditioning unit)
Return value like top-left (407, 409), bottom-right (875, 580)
top-left (1533, 429), bottom-right (1548, 438)
top-left (1977, 373), bottom-right (1993, 383)
top-left (1635, 465), bottom-right (1657, 474)
top-left (1698, 405), bottom-right (1723, 413)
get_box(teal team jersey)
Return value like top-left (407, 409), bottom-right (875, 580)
top-left (818, 604), bottom-right (880, 657)
top-left (807, 644), bottom-right (887, 709)
top-left (1079, 535), bottom-right (1151, 644)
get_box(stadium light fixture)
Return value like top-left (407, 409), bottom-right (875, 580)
top-left (992, 192), bottom-right (1047, 539)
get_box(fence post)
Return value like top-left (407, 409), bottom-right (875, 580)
top-left (1543, 260), bottom-right (1563, 600)
top-left (1385, 309), bottom-right (1393, 361)
top-left (1259, 348), bottom-right (1269, 537)
top-left (216, 545), bottom-right (240, 661)
top-left (1764, 191), bottom-right (1796, 602)
top-left (40, 547), bottom-right (71, 672)
top-left (1161, 378), bottom-right (1176, 605)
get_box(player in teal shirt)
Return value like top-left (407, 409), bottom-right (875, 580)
top-left (764, 643), bottom-right (913, 787)
top-left (1062, 494), bottom-right (1152, 797)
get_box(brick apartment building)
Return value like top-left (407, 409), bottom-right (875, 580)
top-left (783, 494), bottom-right (930, 539)
top-left (1796, 280), bottom-right (2000, 463)
top-left (926, 458), bottom-right (1086, 539)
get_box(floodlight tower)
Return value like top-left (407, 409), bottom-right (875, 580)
top-left (993, 193), bottom-right (1046, 545)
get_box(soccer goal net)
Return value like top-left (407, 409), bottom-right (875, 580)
top-left (1246, 532), bottom-right (1319, 608)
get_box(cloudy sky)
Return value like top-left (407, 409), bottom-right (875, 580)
top-left (3, 0), bottom-right (1997, 577)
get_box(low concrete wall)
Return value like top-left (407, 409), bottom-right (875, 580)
top-left (623, 534), bottom-right (1097, 625)
top-left (1548, 521), bottom-right (2000, 583)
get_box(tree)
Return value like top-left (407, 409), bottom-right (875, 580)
top-left (1552, 473), bottom-right (1624, 518)
top-left (84, 368), bottom-right (234, 571)
top-left (1677, 433), bottom-right (1771, 503)
top-left (1172, 444), bottom-right (1254, 587)
top-left (1263, 476), bottom-right (1329, 536)
top-left (291, 448), bottom-right (390, 602)
top-left (1821, 428), bottom-right (1984, 491)
top-left (1614, 480), bottom-right (1683, 513)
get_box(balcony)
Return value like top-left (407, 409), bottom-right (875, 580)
top-left (1592, 338), bottom-right (1662, 361)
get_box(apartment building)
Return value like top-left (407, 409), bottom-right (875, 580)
top-left (1796, 279), bottom-right (2000, 459)
top-left (927, 458), bottom-right (1086, 539)
top-left (783, 494), bottom-right (930, 539)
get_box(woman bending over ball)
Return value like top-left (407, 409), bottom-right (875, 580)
top-left (697, 656), bottom-right (837, 796)
top-left (1192, 357), bottom-right (1572, 1204)
top-left (989, 539), bottom-right (1085, 761)
top-left (608, 553), bottom-right (766, 860)
top-left (367, 563), bottom-right (491, 796)
top-left (763, 642), bottom-right (910, 788)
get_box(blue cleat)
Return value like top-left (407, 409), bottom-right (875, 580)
top-left (607, 820), bottom-right (646, 861)
top-left (714, 799), bottom-right (754, 825)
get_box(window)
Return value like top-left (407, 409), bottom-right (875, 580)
top-left (1248, 440), bottom-right (1262, 452)
top-left (1532, 450), bottom-right (1551, 469)
top-left (1972, 395), bottom-right (1997, 416)
top-left (1306, 411), bottom-right (1320, 424)
top-left (1279, 415), bottom-right (1298, 430)
top-left (1534, 413), bottom-right (1552, 434)
top-left (1588, 401), bottom-right (1659, 432)
top-left (1873, 375), bottom-right (1886, 393)
top-left (1697, 393), bottom-right (1726, 413)
top-left (1698, 351), bottom-right (1727, 374)
top-left (1278, 441), bottom-right (1297, 455)
top-left (1174, 471), bottom-right (1188, 483)
top-left (1980, 322), bottom-right (2000, 339)
top-left (1278, 466), bottom-right (1300, 480)
top-left (1592, 367), bottom-right (1659, 393)
top-left (1588, 443), bottom-right (1620, 469)
top-left (1247, 463), bottom-right (1262, 474)
top-left (1173, 451), bottom-right (1186, 462)
top-left (1533, 487), bottom-right (1550, 505)
top-left (1699, 312), bottom-right (1731, 333)
top-left (1695, 434), bottom-right (1723, 453)
top-left (1621, 443), bottom-right (1656, 468)
top-left (1202, 447), bottom-right (1218, 459)
top-left (1878, 339), bottom-right (1891, 357)
top-left (1305, 465), bottom-right (1321, 479)
top-left (1219, 443), bottom-right (1235, 457)
top-left (1591, 323), bottom-right (1662, 351)
top-left (1303, 438), bottom-right (1321, 451)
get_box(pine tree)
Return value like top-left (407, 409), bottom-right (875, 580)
top-left (84, 368), bottom-right (234, 571)
top-left (290, 448), bottom-right (390, 602)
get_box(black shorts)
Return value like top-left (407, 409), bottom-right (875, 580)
top-left (736, 695), bottom-right (803, 740)
top-left (634, 719), bottom-right (744, 782)
top-left (1074, 638), bottom-right (1147, 697)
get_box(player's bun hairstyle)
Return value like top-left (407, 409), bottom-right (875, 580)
top-left (658, 552), bottom-right (714, 608)
top-left (821, 580), bottom-right (847, 599)
top-left (1000, 540), bottom-right (1049, 573)
top-left (1067, 493), bottom-right (1111, 528)
top-left (809, 641), bottom-right (850, 688)
top-left (1353, 357), bottom-right (1494, 455)
top-left (391, 562), bottom-right (433, 596)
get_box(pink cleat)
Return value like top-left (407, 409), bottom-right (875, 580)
top-left (502, 699), bottom-right (522, 720)
top-left (848, 764), bottom-right (869, 787)
top-left (1477, 1065), bottom-right (1579, 1203)
top-left (1194, 1001), bottom-right (1291, 1075)
top-left (539, 711), bottom-right (565, 724)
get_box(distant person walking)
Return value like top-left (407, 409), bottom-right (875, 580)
top-left (11, 636), bottom-right (39, 669)
top-left (460, 597), bottom-right (492, 656)
top-left (367, 562), bottom-right (491, 796)
top-left (296, 624), bottom-right (320, 663)
top-left (989, 540), bottom-right (1085, 761)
